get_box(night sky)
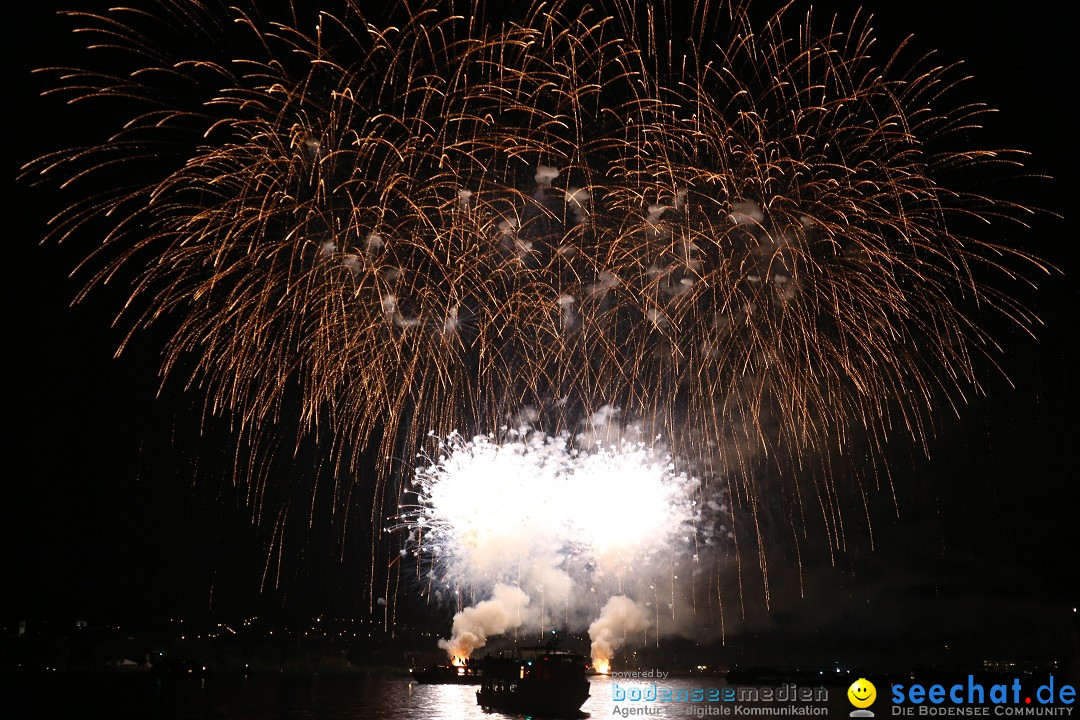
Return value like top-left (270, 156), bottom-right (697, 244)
top-left (7, 0), bottom-right (1078, 669)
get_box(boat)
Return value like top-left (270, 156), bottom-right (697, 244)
top-left (411, 661), bottom-right (482, 684)
top-left (475, 645), bottom-right (591, 717)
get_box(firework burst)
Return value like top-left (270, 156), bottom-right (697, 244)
top-left (25, 0), bottom-right (1046, 616)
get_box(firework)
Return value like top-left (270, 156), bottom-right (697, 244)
top-left (26, 0), bottom-right (1045, 615)
top-left (395, 420), bottom-right (710, 659)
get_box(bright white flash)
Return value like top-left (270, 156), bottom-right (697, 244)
top-left (403, 429), bottom-right (702, 586)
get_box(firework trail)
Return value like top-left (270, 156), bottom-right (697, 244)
top-left (26, 0), bottom-right (1046, 628)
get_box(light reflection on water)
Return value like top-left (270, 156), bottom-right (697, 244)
top-left (16, 672), bottom-right (850, 719)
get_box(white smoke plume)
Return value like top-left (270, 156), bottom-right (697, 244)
top-left (438, 583), bottom-right (531, 662)
top-left (588, 595), bottom-right (652, 671)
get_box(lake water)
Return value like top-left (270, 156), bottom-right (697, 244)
top-left (11, 673), bottom-right (857, 719)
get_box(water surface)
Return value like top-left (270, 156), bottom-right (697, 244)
top-left (14, 672), bottom-right (853, 719)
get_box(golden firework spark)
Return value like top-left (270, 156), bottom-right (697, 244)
top-left (24, 0), bottom-right (1048, 616)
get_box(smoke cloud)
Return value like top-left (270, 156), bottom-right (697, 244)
top-left (588, 596), bottom-right (652, 670)
top-left (438, 583), bottom-right (531, 661)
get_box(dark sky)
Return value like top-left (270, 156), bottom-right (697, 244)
top-left (6, 0), bottom-right (1078, 665)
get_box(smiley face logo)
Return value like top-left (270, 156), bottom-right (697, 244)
top-left (847, 678), bottom-right (877, 709)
